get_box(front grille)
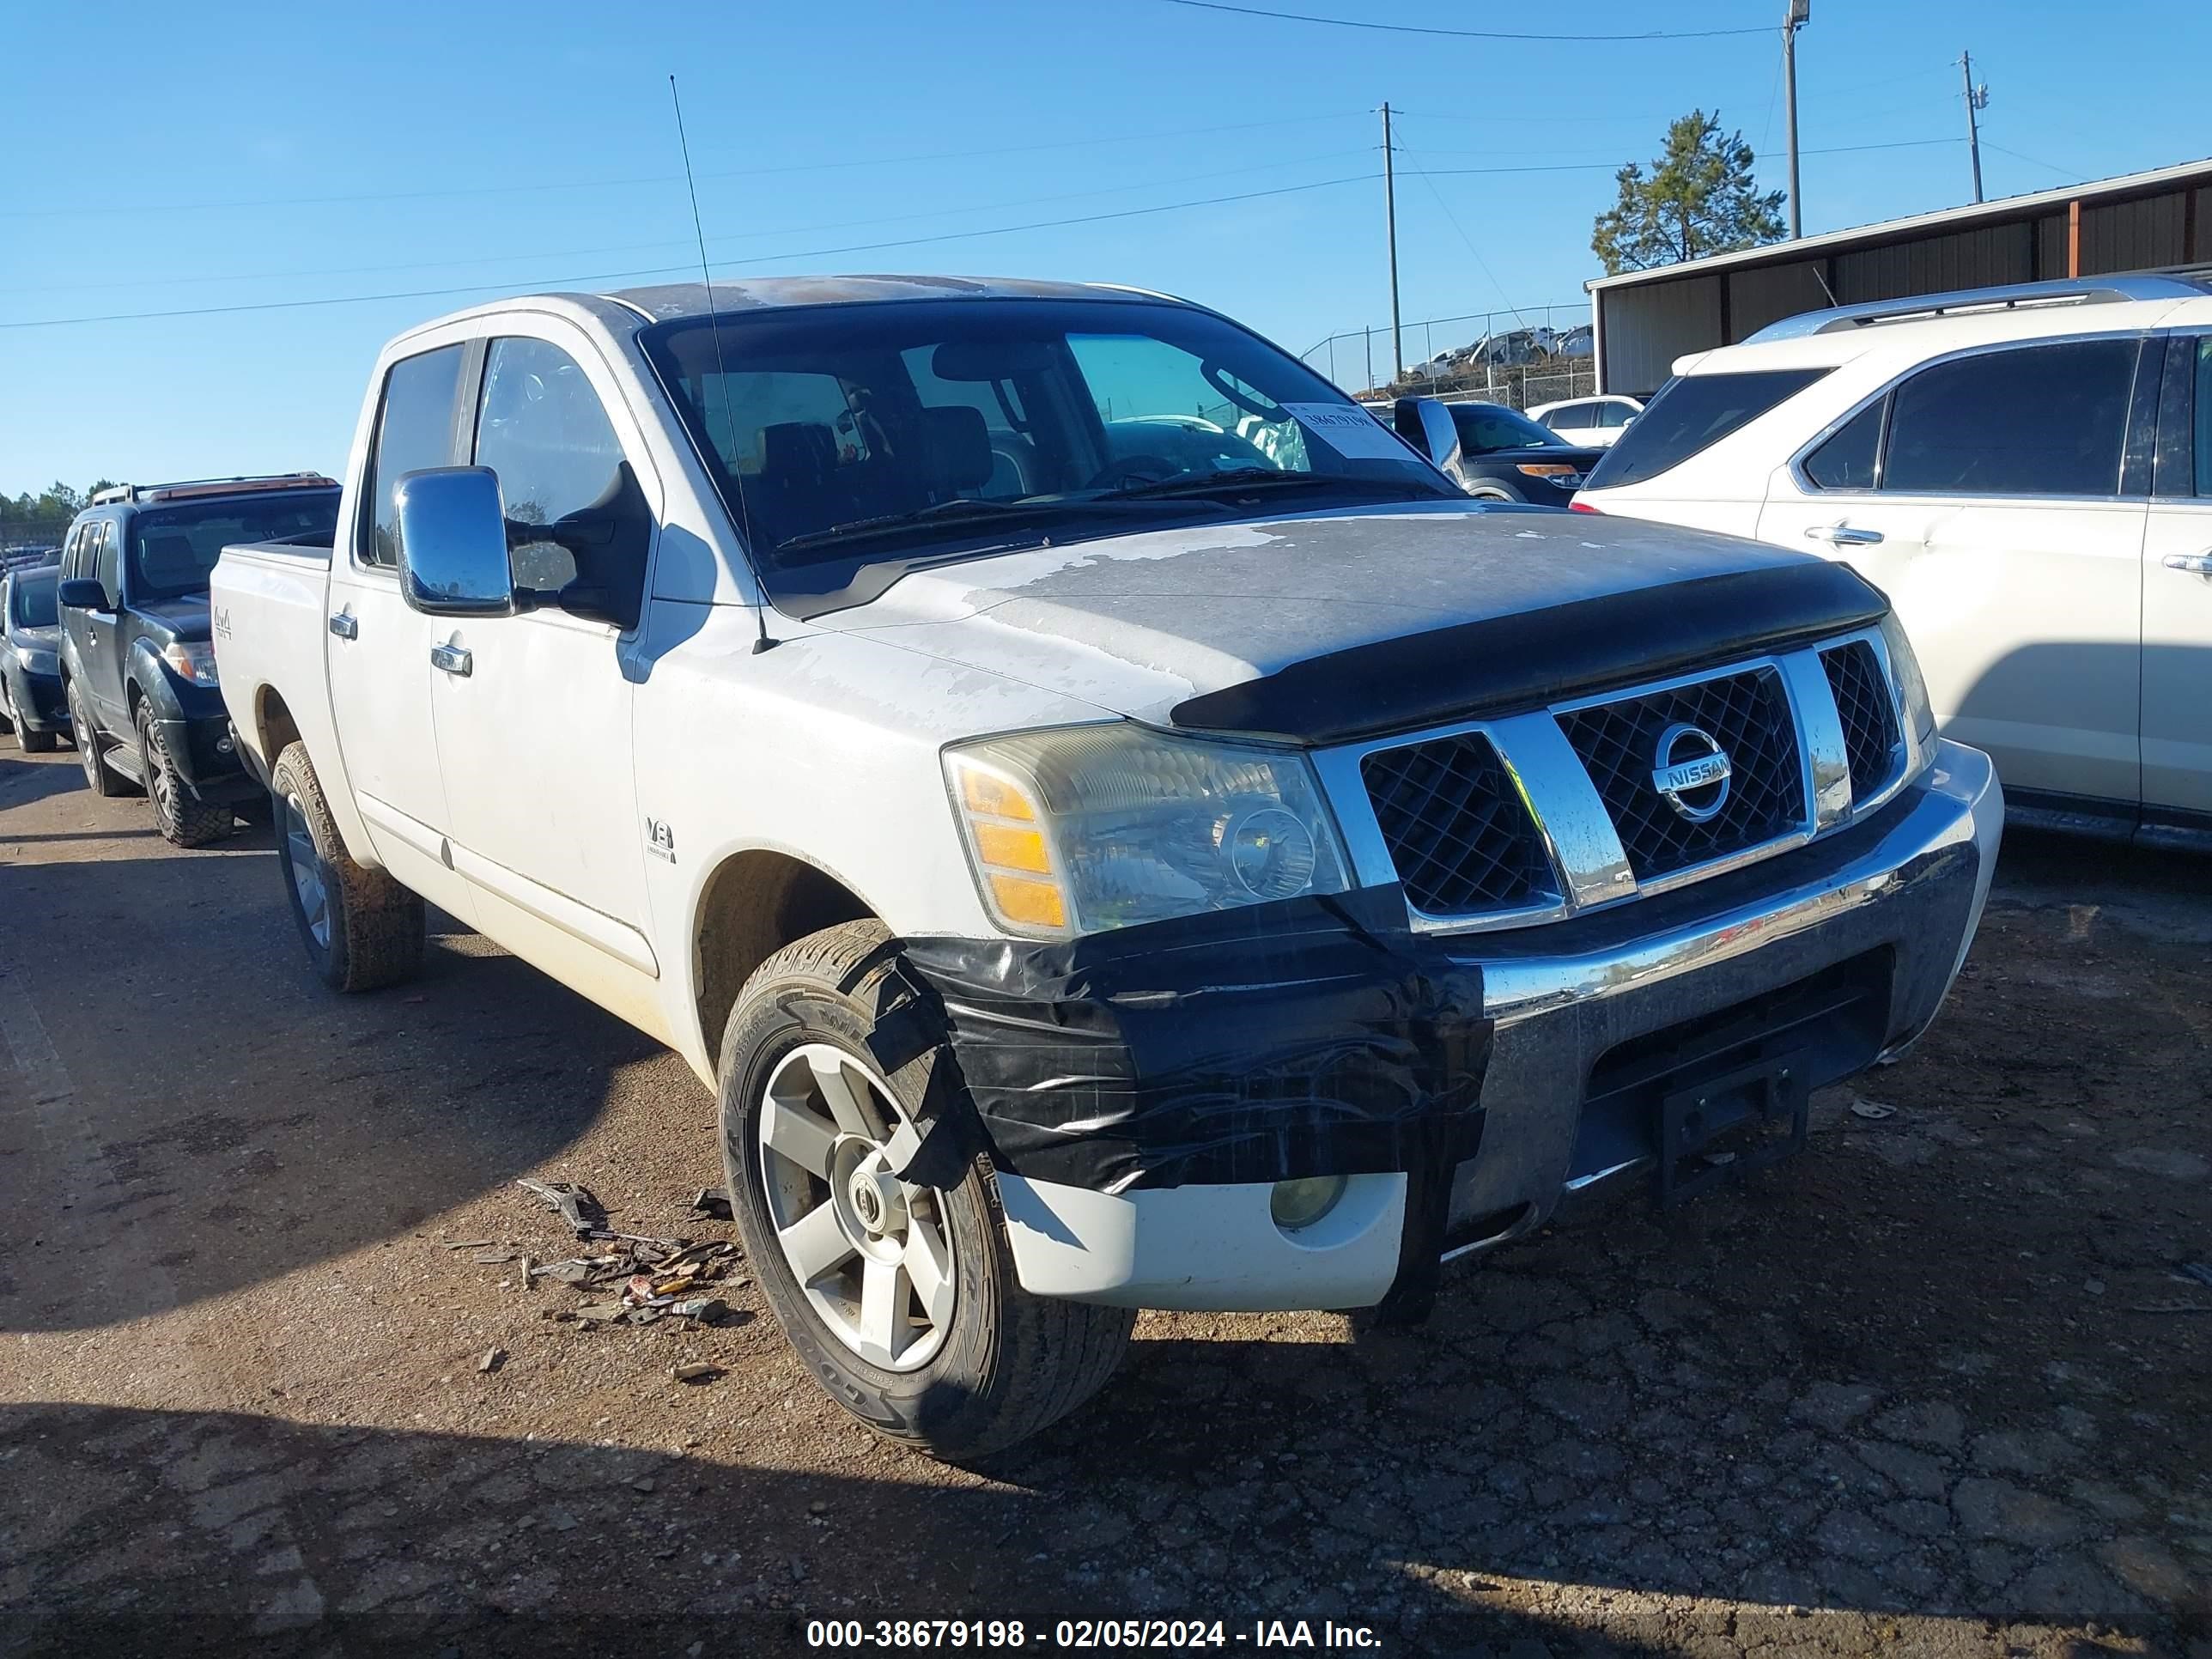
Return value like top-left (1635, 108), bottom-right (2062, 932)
top-left (1362, 733), bottom-right (1556, 915)
top-left (1557, 667), bottom-right (1805, 881)
top-left (1820, 640), bottom-right (1900, 802)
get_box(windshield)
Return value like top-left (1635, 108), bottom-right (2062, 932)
top-left (127, 491), bottom-right (341, 603)
top-left (1448, 403), bottom-right (1571, 454)
top-left (9, 568), bottom-right (58, 629)
top-left (641, 298), bottom-right (1451, 611)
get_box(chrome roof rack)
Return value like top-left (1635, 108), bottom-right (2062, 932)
top-left (1745, 270), bottom-right (2212, 343)
top-left (87, 473), bottom-right (338, 507)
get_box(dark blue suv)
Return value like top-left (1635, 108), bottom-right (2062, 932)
top-left (56, 475), bottom-right (338, 844)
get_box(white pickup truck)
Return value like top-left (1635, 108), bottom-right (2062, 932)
top-left (212, 276), bottom-right (2002, 1459)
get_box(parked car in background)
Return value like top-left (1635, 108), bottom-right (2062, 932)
top-left (1, 560), bottom-right (69, 752)
top-left (1394, 398), bottom-right (1603, 503)
top-left (1573, 271), bottom-right (2212, 847)
top-left (1528, 393), bottom-right (1644, 447)
top-left (213, 275), bottom-right (1996, 1462)
top-left (55, 475), bottom-right (340, 843)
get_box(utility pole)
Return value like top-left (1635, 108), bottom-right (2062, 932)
top-left (1960, 51), bottom-right (1989, 204)
top-left (1382, 102), bottom-right (1402, 386)
top-left (1782, 0), bottom-right (1809, 238)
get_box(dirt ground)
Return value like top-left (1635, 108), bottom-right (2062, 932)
top-left (2, 739), bottom-right (2208, 1659)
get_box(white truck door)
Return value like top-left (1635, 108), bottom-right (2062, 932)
top-left (1759, 337), bottom-right (2146, 810)
top-left (428, 331), bottom-right (659, 994)
top-left (2142, 331), bottom-right (2212, 819)
top-left (328, 343), bottom-right (477, 922)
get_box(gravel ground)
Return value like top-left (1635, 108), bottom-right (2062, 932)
top-left (2, 743), bottom-right (2208, 1658)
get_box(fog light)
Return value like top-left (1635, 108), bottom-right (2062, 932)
top-left (216, 734), bottom-right (234, 754)
top-left (1269, 1175), bottom-right (1348, 1233)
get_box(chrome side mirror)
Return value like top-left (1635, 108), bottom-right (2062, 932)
top-left (396, 467), bottom-right (517, 617)
top-left (1394, 396), bottom-right (1465, 482)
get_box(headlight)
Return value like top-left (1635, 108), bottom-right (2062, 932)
top-left (1878, 613), bottom-right (1936, 752)
top-left (15, 645), bottom-right (58, 677)
top-left (945, 724), bottom-right (1351, 937)
top-left (161, 641), bottom-right (219, 686)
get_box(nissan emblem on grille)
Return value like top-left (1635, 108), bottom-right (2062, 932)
top-left (1650, 723), bottom-right (1733, 823)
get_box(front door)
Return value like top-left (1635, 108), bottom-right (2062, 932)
top-left (325, 341), bottom-right (477, 921)
top-left (428, 329), bottom-right (659, 1000)
top-left (2142, 332), bottom-right (2212, 819)
top-left (1758, 336), bottom-right (2148, 809)
top-left (80, 520), bottom-right (131, 727)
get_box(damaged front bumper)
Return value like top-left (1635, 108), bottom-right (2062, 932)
top-left (915, 740), bottom-right (2000, 1312)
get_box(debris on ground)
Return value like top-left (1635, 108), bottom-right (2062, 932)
top-left (1850, 1097), bottom-right (1899, 1121)
top-left (672, 1361), bottom-right (720, 1383)
top-left (478, 1347), bottom-right (503, 1373)
top-left (454, 1181), bottom-right (745, 1332)
top-left (692, 1187), bottom-right (733, 1220)
top-left (514, 1178), bottom-right (611, 1237)
top-left (2179, 1261), bottom-right (2212, 1289)
top-left (441, 1238), bottom-right (495, 1251)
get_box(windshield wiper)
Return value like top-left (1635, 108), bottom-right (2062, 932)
top-left (1091, 468), bottom-right (1432, 502)
top-left (775, 493), bottom-right (1227, 554)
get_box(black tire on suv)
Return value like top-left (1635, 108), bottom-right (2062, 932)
top-left (3, 682), bottom-right (58, 753)
top-left (270, 740), bottom-right (426, 992)
top-left (719, 920), bottom-right (1133, 1464)
top-left (136, 701), bottom-right (234, 848)
top-left (67, 679), bottom-right (133, 797)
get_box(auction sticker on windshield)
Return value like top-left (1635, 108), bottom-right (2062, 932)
top-left (1281, 402), bottom-right (1412, 462)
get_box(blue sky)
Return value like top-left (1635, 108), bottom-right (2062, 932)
top-left (3, 0), bottom-right (2205, 494)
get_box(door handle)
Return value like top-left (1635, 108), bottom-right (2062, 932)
top-left (327, 611), bottom-right (358, 640)
top-left (2162, 551), bottom-right (2212, 575)
top-left (430, 641), bottom-right (472, 677)
top-left (1805, 522), bottom-right (1884, 547)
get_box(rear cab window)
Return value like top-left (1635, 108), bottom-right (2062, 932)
top-left (1584, 368), bottom-right (1830, 490)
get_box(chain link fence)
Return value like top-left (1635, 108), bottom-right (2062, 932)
top-left (1301, 302), bottom-right (1596, 410)
top-left (2, 517), bottom-right (73, 561)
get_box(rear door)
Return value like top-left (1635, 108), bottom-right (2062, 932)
top-left (2142, 331), bottom-right (2212, 820)
top-left (1756, 336), bottom-right (2148, 809)
top-left (326, 342), bottom-right (477, 921)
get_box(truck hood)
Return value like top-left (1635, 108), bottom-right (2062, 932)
top-left (131, 593), bottom-right (213, 645)
top-left (818, 501), bottom-right (1882, 738)
top-left (11, 623), bottom-right (60, 654)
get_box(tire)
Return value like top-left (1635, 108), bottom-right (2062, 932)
top-left (136, 702), bottom-right (234, 848)
top-left (720, 921), bottom-right (1133, 1463)
top-left (270, 740), bottom-right (425, 992)
top-left (67, 679), bottom-right (131, 797)
top-left (3, 681), bottom-right (56, 751)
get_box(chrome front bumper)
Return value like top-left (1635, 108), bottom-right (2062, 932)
top-left (1446, 738), bottom-right (2002, 1237)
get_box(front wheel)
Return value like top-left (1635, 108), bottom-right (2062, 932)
top-left (67, 680), bottom-right (131, 797)
top-left (136, 702), bottom-right (234, 847)
top-left (270, 741), bottom-right (424, 992)
top-left (720, 921), bottom-right (1133, 1462)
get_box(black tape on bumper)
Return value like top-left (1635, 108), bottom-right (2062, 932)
top-left (900, 887), bottom-right (1491, 1195)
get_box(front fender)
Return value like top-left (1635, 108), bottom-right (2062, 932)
top-left (126, 639), bottom-right (189, 723)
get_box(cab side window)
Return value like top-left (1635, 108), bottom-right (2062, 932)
top-left (1881, 339), bottom-right (2136, 498)
top-left (1803, 398), bottom-right (1885, 491)
top-left (2195, 337), bottom-right (2212, 496)
top-left (362, 345), bottom-right (466, 569)
top-left (472, 337), bottom-right (650, 627)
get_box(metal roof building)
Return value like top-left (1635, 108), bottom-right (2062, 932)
top-left (1587, 158), bottom-right (2212, 396)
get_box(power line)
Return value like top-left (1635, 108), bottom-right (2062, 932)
top-left (0, 112), bottom-right (1371, 222)
top-left (1979, 139), bottom-right (2081, 181)
top-left (0, 148), bottom-right (1375, 299)
top-left (1393, 143), bottom-right (1528, 335)
top-left (1414, 137), bottom-right (1958, 179)
top-left (0, 174), bottom-right (1375, 332)
top-left (1154, 0), bottom-right (1770, 43)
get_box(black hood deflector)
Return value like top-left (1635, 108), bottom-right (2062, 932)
top-left (1169, 558), bottom-right (1887, 745)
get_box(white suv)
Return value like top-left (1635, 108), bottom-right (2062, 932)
top-left (1576, 273), bottom-right (2212, 844)
top-left (1528, 393), bottom-right (1643, 447)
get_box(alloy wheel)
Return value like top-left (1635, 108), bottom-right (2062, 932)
top-left (757, 1042), bottom-right (956, 1372)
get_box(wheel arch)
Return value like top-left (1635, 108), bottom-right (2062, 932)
top-left (690, 848), bottom-right (879, 1071)
top-left (254, 684), bottom-right (303, 771)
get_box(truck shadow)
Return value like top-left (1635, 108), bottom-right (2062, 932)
top-left (0, 843), bottom-right (665, 1337)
